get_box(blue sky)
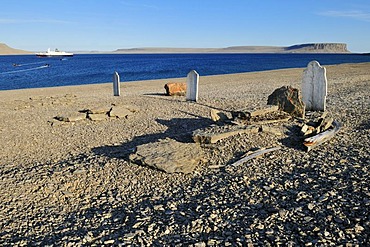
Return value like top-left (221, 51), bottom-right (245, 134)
top-left (1, 0), bottom-right (370, 52)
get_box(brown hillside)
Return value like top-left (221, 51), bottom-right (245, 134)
top-left (0, 43), bottom-right (32, 55)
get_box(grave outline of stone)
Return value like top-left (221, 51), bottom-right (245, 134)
top-left (186, 70), bottom-right (199, 102)
top-left (302, 60), bottom-right (327, 111)
top-left (113, 71), bottom-right (120, 96)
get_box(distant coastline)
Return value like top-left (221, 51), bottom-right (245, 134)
top-left (113, 43), bottom-right (350, 54)
top-left (0, 42), bottom-right (354, 55)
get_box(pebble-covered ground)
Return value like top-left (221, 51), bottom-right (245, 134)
top-left (0, 63), bottom-right (369, 246)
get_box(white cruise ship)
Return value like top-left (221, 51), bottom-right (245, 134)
top-left (36, 48), bottom-right (73, 57)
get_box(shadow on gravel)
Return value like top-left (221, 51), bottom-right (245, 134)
top-left (143, 92), bottom-right (167, 97)
top-left (358, 119), bottom-right (370, 130)
top-left (142, 93), bottom-right (185, 103)
top-left (92, 117), bottom-right (213, 160)
top-left (279, 125), bottom-right (306, 151)
top-left (3, 140), bottom-right (369, 245)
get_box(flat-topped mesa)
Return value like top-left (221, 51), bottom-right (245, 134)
top-left (286, 43), bottom-right (349, 53)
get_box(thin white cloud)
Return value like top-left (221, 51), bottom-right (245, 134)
top-left (0, 18), bottom-right (73, 24)
top-left (120, 0), bottom-right (160, 10)
top-left (319, 10), bottom-right (370, 22)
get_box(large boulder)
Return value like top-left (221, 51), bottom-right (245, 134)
top-left (164, 82), bottom-right (186, 96)
top-left (267, 86), bottom-right (305, 118)
top-left (129, 138), bottom-right (204, 174)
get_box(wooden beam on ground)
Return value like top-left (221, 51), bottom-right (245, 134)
top-left (193, 125), bottom-right (259, 144)
top-left (253, 117), bottom-right (291, 125)
top-left (249, 105), bottom-right (279, 117)
top-left (229, 146), bottom-right (281, 168)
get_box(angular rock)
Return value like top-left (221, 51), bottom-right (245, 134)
top-left (164, 82), bottom-right (187, 96)
top-left (267, 86), bottom-right (305, 118)
top-left (129, 138), bottom-right (204, 174)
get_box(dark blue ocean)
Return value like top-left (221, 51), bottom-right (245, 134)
top-left (0, 53), bottom-right (370, 90)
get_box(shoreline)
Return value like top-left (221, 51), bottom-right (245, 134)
top-left (1, 62), bottom-right (370, 95)
top-left (1, 62), bottom-right (369, 245)
top-left (2, 51), bottom-right (367, 56)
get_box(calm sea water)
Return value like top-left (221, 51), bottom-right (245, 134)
top-left (0, 53), bottom-right (369, 90)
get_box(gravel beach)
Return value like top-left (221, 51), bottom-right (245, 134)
top-left (0, 62), bottom-right (369, 246)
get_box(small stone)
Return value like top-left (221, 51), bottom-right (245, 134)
top-left (307, 203), bottom-right (315, 210)
top-left (355, 224), bottom-right (364, 233)
top-left (104, 240), bottom-right (115, 244)
top-left (194, 242), bottom-right (206, 247)
top-left (124, 232), bottom-right (136, 240)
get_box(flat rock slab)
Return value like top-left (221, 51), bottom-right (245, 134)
top-left (129, 138), bottom-right (204, 174)
top-left (87, 113), bottom-right (108, 121)
top-left (109, 106), bottom-right (134, 118)
top-left (54, 113), bottom-right (86, 122)
top-left (82, 106), bottom-right (112, 114)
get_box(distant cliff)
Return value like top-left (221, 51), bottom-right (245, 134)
top-left (115, 43), bottom-right (350, 54)
top-left (0, 43), bottom-right (32, 55)
top-left (285, 43), bottom-right (349, 53)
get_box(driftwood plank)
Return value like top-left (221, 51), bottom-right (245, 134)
top-left (193, 126), bottom-right (259, 144)
top-left (303, 120), bottom-right (341, 151)
top-left (249, 105), bottom-right (279, 117)
top-left (229, 146), bottom-right (281, 167)
top-left (253, 117), bottom-right (291, 125)
top-left (231, 105), bottom-right (279, 120)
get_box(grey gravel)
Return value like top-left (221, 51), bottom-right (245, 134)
top-left (0, 63), bottom-right (369, 246)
